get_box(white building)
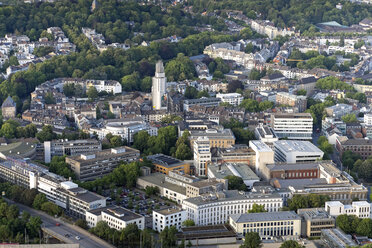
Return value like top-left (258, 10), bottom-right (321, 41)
top-left (325, 104), bottom-right (353, 119)
top-left (152, 60), bottom-right (167, 110)
top-left (153, 207), bottom-right (187, 232)
top-left (87, 80), bottom-right (122, 94)
top-left (254, 125), bottom-right (279, 148)
top-left (86, 206), bottom-right (145, 230)
top-left (193, 137), bottom-right (211, 176)
top-left (325, 201), bottom-right (371, 219)
top-left (270, 113), bottom-right (313, 140)
top-left (274, 140), bottom-right (324, 163)
top-left (216, 93), bottom-right (243, 106)
top-left (364, 113), bottom-right (372, 126)
top-left (182, 190), bottom-right (283, 226)
top-left (229, 211), bottom-right (301, 240)
top-left (249, 140), bottom-right (274, 176)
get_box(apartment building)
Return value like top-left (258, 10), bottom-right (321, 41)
top-left (274, 140), bottom-right (324, 163)
top-left (182, 190), bottom-right (283, 226)
top-left (325, 201), bottom-right (371, 218)
top-left (152, 207), bottom-right (187, 232)
top-left (297, 208), bottom-right (335, 238)
top-left (229, 211), bottom-right (301, 240)
top-left (44, 139), bottom-right (102, 163)
top-left (270, 113), bottom-right (313, 140)
top-left (147, 154), bottom-right (191, 175)
top-left (275, 92), bottom-right (307, 112)
top-left (193, 137), bottom-right (211, 176)
top-left (86, 206), bottom-right (144, 230)
top-left (183, 97), bottom-right (221, 111)
top-left (325, 104), bottom-right (353, 118)
top-left (216, 93), bottom-right (243, 106)
top-left (66, 146), bottom-right (140, 181)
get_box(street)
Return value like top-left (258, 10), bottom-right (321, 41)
top-left (5, 199), bottom-right (115, 248)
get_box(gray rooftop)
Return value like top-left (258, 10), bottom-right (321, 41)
top-left (208, 163), bottom-right (259, 181)
top-left (274, 140), bottom-right (323, 154)
top-left (138, 173), bottom-right (186, 195)
top-left (230, 211), bottom-right (300, 223)
top-left (266, 162), bottom-right (319, 171)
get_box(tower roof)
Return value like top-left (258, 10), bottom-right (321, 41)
top-left (155, 60), bottom-right (164, 74)
top-left (2, 96), bottom-right (16, 108)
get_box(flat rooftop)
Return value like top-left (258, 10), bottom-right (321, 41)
top-left (67, 146), bottom-right (139, 163)
top-left (230, 211), bottom-right (300, 223)
top-left (274, 140), bottom-right (323, 153)
top-left (138, 173), bottom-right (186, 195)
top-left (177, 224), bottom-right (236, 240)
top-left (266, 162), bottom-right (319, 171)
top-left (0, 141), bottom-right (37, 157)
top-left (103, 206), bottom-right (143, 221)
top-left (273, 113), bottom-right (313, 119)
top-left (190, 128), bottom-right (235, 139)
top-left (154, 207), bottom-right (184, 216)
top-left (147, 154), bottom-right (185, 167)
top-left (208, 163), bottom-right (259, 181)
top-left (297, 208), bottom-right (333, 220)
top-left (249, 140), bottom-right (273, 152)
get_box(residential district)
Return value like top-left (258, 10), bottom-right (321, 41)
top-left (1, 0), bottom-right (372, 248)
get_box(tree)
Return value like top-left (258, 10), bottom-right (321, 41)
top-left (356, 218), bottom-right (372, 237)
top-left (296, 89), bottom-right (307, 96)
top-left (165, 53), bottom-right (196, 81)
top-left (227, 80), bottom-right (244, 93)
top-left (133, 131), bottom-right (150, 152)
top-left (160, 226), bottom-right (177, 248)
top-left (184, 86), bottom-right (198, 99)
top-left (87, 86), bottom-right (98, 101)
top-left (182, 219), bottom-right (195, 227)
top-left (44, 92), bottom-right (56, 104)
top-left (240, 99), bottom-right (258, 112)
top-left (26, 216), bottom-right (42, 238)
top-left (36, 125), bottom-right (57, 142)
top-left (248, 204), bottom-right (267, 213)
top-left (32, 193), bottom-right (48, 210)
top-left (145, 186), bottom-right (160, 197)
top-left (41, 202), bottom-right (61, 216)
top-left (280, 240), bottom-right (305, 248)
top-left (174, 143), bottom-right (192, 160)
top-left (224, 175), bottom-right (247, 191)
top-left (197, 90), bottom-right (209, 98)
top-left (341, 113), bottom-right (357, 123)
top-left (336, 214), bottom-right (360, 234)
top-left (240, 232), bottom-right (261, 248)
top-left (75, 219), bottom-right (89, 229)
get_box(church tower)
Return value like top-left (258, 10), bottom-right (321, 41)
top-left (152, 61), bottom-right (167, 110)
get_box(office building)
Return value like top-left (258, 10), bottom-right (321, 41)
top-left (215, 145), bottom-right (256, 166)
top-left (216, 93), bottom-right (243, 106)
top-left (189, 129), bottom-right (235, 149)
top-left (147, 154), bottom-right (191, 175)
top-left (325, 201), bottom-right (371, 218)
top-left (263, 161), bottom-right (320, 180)
top-left (182, 190), bottom-right (283, 226)
top-left (249, 140), bottom-right (274, 176)
top-left (185, 178), bottom-right (227, 198)
top-left (208, 163), bottom-right (259, 189)
top-left (276, 92), bottom-right (307, 112)
top-left (270, 113), bottom-right (313, 140)
top-left (274, 140), bottom-right (324, 163)
top-left (193, 137), bottom-right (211, 176)
top-left (229, 211), bottom-right (301, 240)
top-left (152, 60), bottom-right (167, 110)
top-left (66, 146), bottom-right (140, 181)
top-left (321, 228), bottom-right (356, 248)
top-left (86, 206), bottom-right (144, 230)
top-left (297, 208), bottom-right (335, 238)
top-left (153, 207), bottom-right (187, 232)
top-left (44, 139), bottom-right (102, 163)
top-left (254, 125), bottom-right (278, 148)
top-left (183, 97), bottom-right (221, 111)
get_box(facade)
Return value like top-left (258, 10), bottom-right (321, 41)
top-left (66, 146), bottom-right (140, 181)
top-left (152, 61), bottom-right (167, 110)
top-left (193, 137), bottom-right (211, 176)
top-left (249, 140), bottom-right (274, 176)
top-left (1, 96), bottom-right (16, 119)
top-left (183, 97), bottom-right (221, 111)
top-left (297, 208), bottom-right (335, 238)
top-left (44, 139), bottom-right (102, 163)
top-left (263, 162), bottom-right (320, 180)
top-left (254, 125), bottom-right (278, 148)
top-left (270, 113), bottom-right (313, 140)
top-left (147, 154), bottom-right (191, 175)
top-left (229, 211), bottom-right (301, 240)
top-left (325, 104), bottom-right (353, 118)
top-left (182, 190), bottom-right (283, 226)
top-left (321, 228), bottom-right (356, 248)
top-left (295, 77), bottom-right (317, 96)
top-left (86, 206), bottom-right (145, 230)
top-left (152, 208), bottom-right (187, 232)
top-left (189, 129), bottom-right (236, 149)
top-left (336, 138), bottom-right (372, 160)
top-left (274, 140), bottom-right (324, 163)
top-left (216, 93), bottom-right (243, 106)
top-left (275, 92), bottom-right (307, 112)
top-left (325, 201), bottom-right (371, 218)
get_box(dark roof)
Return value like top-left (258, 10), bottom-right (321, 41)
top-left (268, 73), bottom-right (285, 80)
top-left (299, 76), bottom-right (317, 85)
top-left (360, 18), bottom-right (372, 26)
top-left (2, 96), bottom-right (16, 108)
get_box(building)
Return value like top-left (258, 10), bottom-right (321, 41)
top-left (325, 201), bottom-right (371, 218)
top-left (183, 97), bottom-right (221, 111)
top-left (215, 144), bottom-right (256, 166)
top-left (270, 113), bottom-right (313, 140)
top-left (152, 61), bottom-right (167, 110)
top-left (336, 138), bottom-right (372, 160)
top-left (152, 207), bottom-right (187, 232)
top-left (147, 154), bottom-right (191, 175)
top-left (207, 163), bottom-right (259, 189)
top-left (274, 140), bottom-right (324, 163)
top-left (295, 77), bottom-right (317, 96)
top-left (193, 137), bottom-right (211, 176)
top-left (249, 140), bottom-right (274, 176)
top-left (182, 190), bottom-right (283, 226)
top-left (321, 228), bottom-right (357, 248)
top-left (325, 104), bottom-right (353, 118)
top-left (0, 155), bottom-right (106, 218)
top-left (275, 92), bottom-right (307, 112)
top-left (66, 146), bottom-right (140, 181)
top-left (254, 125), bottom-right (278, 148)
top-left (364, 113), bottom-right (372, 126)
top-left (263, 161), bottom-right (320, 180)
top-left (229, 211), bottom-right (301, 240)
top-left (216, 93), bottom-right (243, 106)
top-left (44, 139), bottom-right (102, 163)
top-left (1, 96), bottom-right (16, 119)
top-left (189, 129), bottom-right (236, 149)
top-left (86, 206), bottom-right (144, 230)
top-left (297, 208), bottom-right (335, 238)
top-left (185, 178), bottom-right (227, 198)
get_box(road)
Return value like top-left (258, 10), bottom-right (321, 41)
top-left (5, 199), bottom-right (115, 248)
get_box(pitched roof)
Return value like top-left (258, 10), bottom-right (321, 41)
top-left (2, 96), bottom-right (16, 108)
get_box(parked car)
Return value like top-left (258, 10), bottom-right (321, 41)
top-left (75, 236), bottom-right (81, 240)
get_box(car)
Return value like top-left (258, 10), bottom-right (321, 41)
top-left (75, 236), bottom-right (81, 240)
top-left (56, 223), bottom-right (60, 226)
top-left (65, 234), bottom-right (70, 238)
